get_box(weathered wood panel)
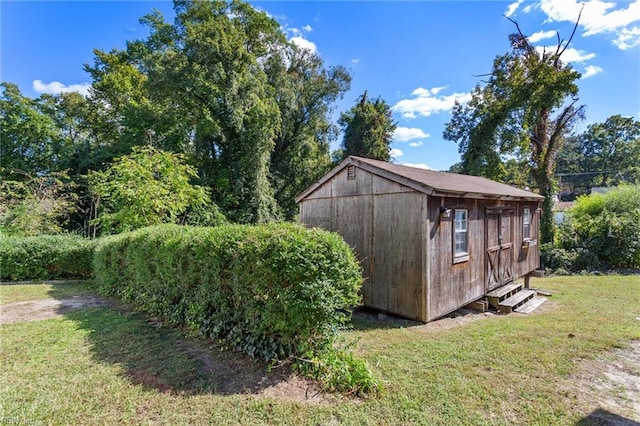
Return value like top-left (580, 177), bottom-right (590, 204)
top-left (302, 180), bottom-right (332, 200)
top-left (299, 198), bottom-right (332, 229)
top-left (330, 166), bottom-right (374, 197)
top-left (427, 197), bottom-right (485, 320)
top-left (372, 174), bottom-right (414, 194)
top-left (372, 192), bottom-right (424, 319)
top-left (332, 195), bottom-right (374, 307)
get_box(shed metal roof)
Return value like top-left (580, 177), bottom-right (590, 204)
top-left (295, 156), bottom-right (544, 202)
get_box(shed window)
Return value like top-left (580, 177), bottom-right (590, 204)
top-left (347, 165), bottom-right (356, 180)
top-left (454, 209), bottom-right (468, 261)
top-left (523, 208), bottom-right (531, 240)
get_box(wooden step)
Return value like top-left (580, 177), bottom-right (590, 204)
top-left (486, 282), bottom-right (522, 310)
top-left (514, 296), bottom-right (547, 314)
top-left (499, 289), bottom-right (536, 313)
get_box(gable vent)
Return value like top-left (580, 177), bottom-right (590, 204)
top-left (347, 165), bottom-right (356, 180)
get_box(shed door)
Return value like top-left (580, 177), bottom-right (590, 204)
top-left (486, 208), bottom-right (514, 291)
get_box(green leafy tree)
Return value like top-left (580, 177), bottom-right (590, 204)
top-left (557, 115), bottom-right (640, 196)
top-left (116, 0), bottom-right (284, 224)
top-left (264, 46), bottom-right (351, 219)
top-left (80, 0), bottom-right (352, 223)
top-left (337, 91), bottom-right (397, 162)
top-left (444, 17), bottom-right (585, 243)
top-left (0, 83), bottom-right (61, 177)
top-left (0, 172), bottom-right (78, 236)
top-left (88, 146), bottom-right (211, 234)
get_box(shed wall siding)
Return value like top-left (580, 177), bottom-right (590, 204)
top-left (299, 167), bottom-right (426, 321)
top-left (372, 192), bottom-right (424, 319)
top-left (426, 197), bottom-right (485, 320)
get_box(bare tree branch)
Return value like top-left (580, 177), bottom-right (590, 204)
top-left (557, 4), bottom-right (584, 59)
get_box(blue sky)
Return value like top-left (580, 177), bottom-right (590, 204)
top-left (2, 1), bottom-right (639, 171)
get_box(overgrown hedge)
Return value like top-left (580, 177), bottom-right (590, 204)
top-left (93, 223), bottom-right (365, 364)
top-left (545, 185), bottom-right (640, 274)
top-left (0, 235), bottom-right (97, 281)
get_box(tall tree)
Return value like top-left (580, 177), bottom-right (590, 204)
top-left (558, 115), bottom-right (640, 195)
top-left (337, 91), bottom-right (397, 162)
top-left (264, 46), bottom-right (351, 219)
top-left (444, 17), bottom-right (585, 243)
top-left (0, 83), bottom-right (60, 177)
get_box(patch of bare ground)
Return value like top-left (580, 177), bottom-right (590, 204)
top-left (0, 295), bottom-right (111, 324)
top-left (570, 341), bottom-right (640, 424)
top-left (174, 337), bottom-right (337, 404)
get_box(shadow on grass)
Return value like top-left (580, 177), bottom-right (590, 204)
top-left (350, 306), bottom-right (489, 332)
top-left (575, 408), bottom-right (640, 426)
top-left (350, 307), bottom-right (422, 331)
top-left (49, 291), bottom-right (314, 397)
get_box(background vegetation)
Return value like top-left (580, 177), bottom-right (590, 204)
top-left (0, 235), bottom-right (96, 281)
top-left (542, 185), bottom-right (640, 273)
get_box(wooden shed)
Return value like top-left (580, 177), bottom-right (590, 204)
top-left (295, 156), bottom-right (544, 323)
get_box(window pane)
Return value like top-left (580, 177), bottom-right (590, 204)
top-left (454, 209), bottom-right (468, 255)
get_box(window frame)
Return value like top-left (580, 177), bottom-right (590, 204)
top-left (453, 208), bottom-right (469, 263)
top-left (523, 207), bottom-right (531, 241)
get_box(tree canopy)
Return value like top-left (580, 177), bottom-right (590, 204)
top-left (1, 0), bottom-right (352, 233)
top-left (336, 91), bottom-right (396, 162)
top-left (557, 115), bottom-right (640, 197)
top-left (444, 17), bottom-right (585, 243)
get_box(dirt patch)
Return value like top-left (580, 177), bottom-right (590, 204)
top-left (571, 341), bottom-right (640, 424)
top-left (0, 295), bottom-right (111, 324)
top-left (174, 337), bottom-right (336, 404)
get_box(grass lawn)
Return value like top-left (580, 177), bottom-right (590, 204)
top-left (0, 281), bottom-right (96, 305)
top-left (1, 275), bottom-right (639, 425)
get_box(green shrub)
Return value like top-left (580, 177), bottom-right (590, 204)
top-left (558, 185), bottom-right (640, 270)
top-left (295, 346), bottom-right (380, 396)
top-left (93, 224), bottom-right (363, 362)
top-left (0, 235), bottom-right (97, 281)
top-left (540, 243), bottom-right (601, 274)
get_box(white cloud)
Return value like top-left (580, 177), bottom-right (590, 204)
top-left (33, 80), bottom-right (91, 96)
top-left (582, 64), bottom-right (603, 78)
top-left (351, 58), bottom-right (360, 64)
top-left (392, 86), bottom-right (472, 119)
top-left (409, 141), bottom-right (424, 147)
top-left (613, 26), bottom-right (640, 49)
top-left (290, 36), bottom-right (317, 53)
top-left (528, 30), bottom-right (557, 43)
top-left (401, 162), bottom-right (433, 170)
top-left (393, 127), bottom-right (430, 142)
top-left (505, 0), bottom-right (524, 18)
top-left (302, 24), bottom-right (313, 32)
top-left (390, 148), bottom-right (404, 158)
top-left (535, 46), bottom-right (596, 62)
top-left (538, 0), bottom-right (640, 49)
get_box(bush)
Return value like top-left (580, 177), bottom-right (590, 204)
top-left (0, 235), bottom-right (96, 281)
top-left (540, 243), bottom-right (601, 274)
top-left (94, 224), bottom-right (360, 353)
top-left (558, 185), bottom-right (640, 270)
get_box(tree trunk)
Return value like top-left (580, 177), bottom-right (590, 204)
top-left (532, 168), bottom-right (556, 244)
